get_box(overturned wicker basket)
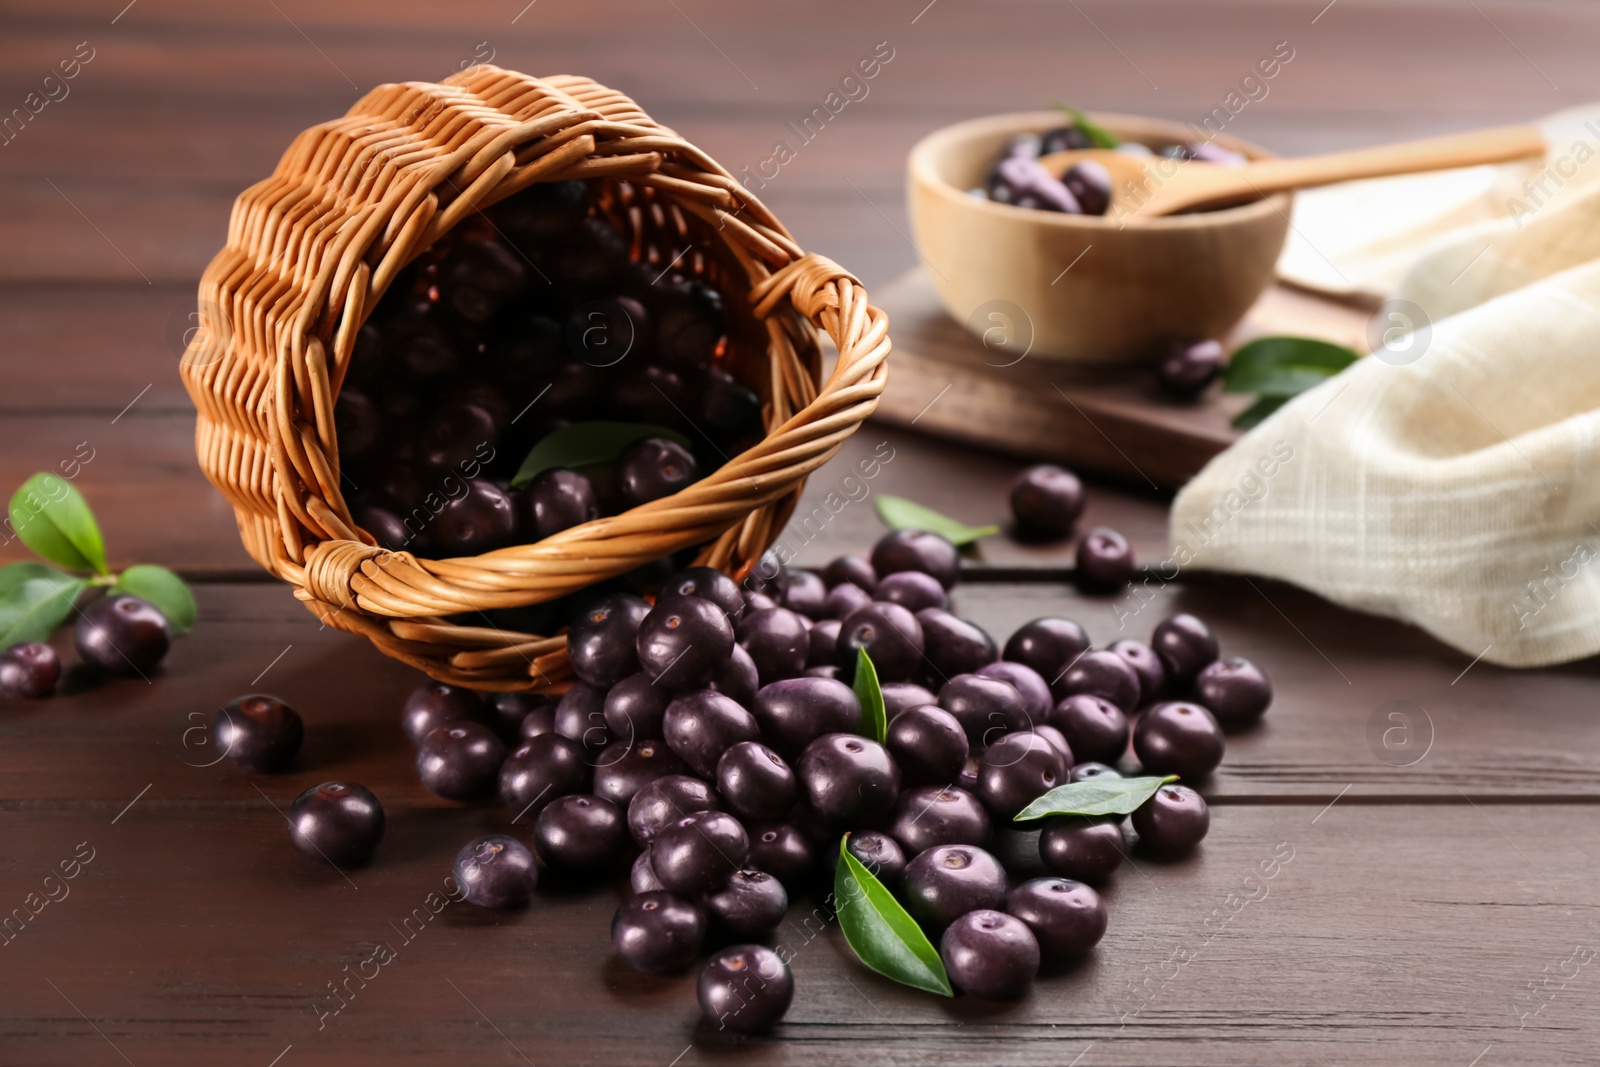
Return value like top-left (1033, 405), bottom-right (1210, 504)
top-left (180, 66), bottom-right (890, 691)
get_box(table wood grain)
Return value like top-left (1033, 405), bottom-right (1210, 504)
top-left (3, 1), bottom-right (1598, 1063)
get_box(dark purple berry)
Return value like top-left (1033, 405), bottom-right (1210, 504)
top-left (705, 869), bottom-right (788, 937)
top-left (519, 702), bottom-right (558, 740)
top-left (885, 705), bottom-right (969, 787)
top-left (890, 786), bottom-right (992, 856)
top-left (289, 781), bottom-right (384, 867)
top-left (593, 738), bottom-right (686, 807)
top-left (1158, 338), bottom-right (1224, 399)
top-left (1006, 877), bottom-right (1106, 960)
top-left (1061, 160), bottom-right (1111, 216)
top-left (797, 733), bottom-right (901, 825)
top-left (517, 468), bottom-right (600, 541)
top-left (554, 681), bottom-right (612, 756)
top-left (214, 693), bottom-right (303, 772)
top-left (876, 571), bottom-right (948, 612)
top-left (746, 823), bottom-right (814, 885)
top-left (976, 661), bottom-right (1052, 720)
top-left (1194, 656), bottom-right (1272, 728)
top-left (75, 595), bottom-right (170, 677)
top-left (628, 773), bottom-right (719, 847)
top-left (603, 672), bottom-right (670, 740)
top-left (902, 845), bottom-right (1007, 932)
top-left (1059, 650), bottom-right (1140, 713)
top-left (535, 794), bottom-right (627, 871)
top-left (716, 742), bottom-right (797, 822)
top-left (976, 732), bottom-right (1067, 819)
top-left (637, 595), bottom-right (735, 689)
top-left (484, 692), bottom-right (548, 742)
top-left (664, 566), bottom-right (745, 624)
top-left (1133, 701), bottom-right (1225, 779)
top-left (871, 529), bottom-right (960, 590)
top-left (1131, 783), bottom-right (1210, 852)
top-left (822, 554), bottom-right (876, 592)
top-left (1150, 613), bottom-right (1219, 686)
top-left (782, 569), bottom-right (828, 619)
top-left (419, 400), bottom-right (501, 475)
top-left (618, 437), bottom-right (698, 508)
top-left (614, 891), bottom-right (706, 973)
top-left (0, 641), bottom-right (59, 699)
top-left (402, 682), bottom-right (485, 745)
top-left (1075, 527), bottom-right (1136, 592)
top-left (698, 945), bottom-right (793, 1033)
top-left (417, 722), bottom-right (505, 801)
top-left (434, 479), bottom-right (516, 554)
top-left (650, 811), bottom-right (749, 896)
top-left (499, 733), bottom-right (589, 815)
top-left (939, 674), bottom-right (1029, 746)
top-left (630, 850), bottom-right (665, 894)
top-left (1038, 817), bottom-right (1125, 883)
top-left (1031, 724), bottom-right (1075, 767)
top-left (1003, 617), bottom-right (1091, 692)
top-left (663, 690), bottom-right (760, 777)
top-left (881, 681), bottom-right (939, 720)
top-left (566, 593), bottom-right (651, 687)
top-left (1009, 465), bottom-right (1085, 539)
top-left (709, 643), bottom-right (760, 706)
top-left (454, 834), bottom-right (537, 908)
top-left (838, 830), bottom-right (907, 888)
top-left (1107, 638), bottom-right (1165, 707)
top-left (1040, 125), bottom-right (1090, 153)
top-left (807, 619), bottom-right (842, 668)
top-left (566, 296), bottom-right (645, 367)
top-left (1046, 694), bottom-right (1130, 765)
top-left (751, 677), bottom-right (861, 757)
top-left (941, 910), bottom-right (1040, 999)
top-left (822, 581), bottom-right (873, 620)
top-left (736, 607), bottom-right (810, 685)
top-left (836, 602), bottom-right (925, 683)
top-left (1070, 761), bottom-right (1121, 784)
top-left (916, 608), bottom-right (997, 682)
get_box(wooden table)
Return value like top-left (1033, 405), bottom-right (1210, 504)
top-left (4, 2), bottom-right (1600, 1063)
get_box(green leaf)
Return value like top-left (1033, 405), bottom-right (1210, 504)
top-left (0, 561), bottom-right (70, 599)
top-left (873, 495), bottom-right (999, 546)
top-left (1231, 396), bottom-right (1287, 430)
top-left (7, 473), bottom-right (108, 574)
top-left (834, 836), bottom-right (953, 996)
top-left (853, 647), bottom-right (887, 744)
top-left (1013, 774), bottom-right (1178, 822)
top-left (0, 573), bottom-right (86, 649)
top-left (1224, 336), bottom-right (1359, 398)
top-left (114, 564), bottom-right (197, 636)
top-left (1050, 103), bottom-right (1120, 149)
top-left (511, 421), bottom-right (694, 488)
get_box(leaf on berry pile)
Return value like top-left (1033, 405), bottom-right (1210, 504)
top-left (1050, 103), bottom-right (1120, 149)
top-left (874, 495), bottom-right (999, 546)
top-left (511, 421), bottom-right (693, 487)
top-left (834, 835), bottom-right (953, 997)
top-left (0, 561), bottom-right (70, 599)
top-left (1230, 396), bottom-right (1288, 430)
top-left (852, 647), bottom-right (887, 745)
top-left (7, 473), bottom-right (108, 574)
top-left (1013, 774), bottom-right (1179, 822)
top-left (114, 564), bottom-right (198, 636)
top-left (0, 571), bottom-right (86, 649)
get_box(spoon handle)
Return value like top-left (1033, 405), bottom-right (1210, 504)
top-left (1195, 124), bottom-right (1545, 207)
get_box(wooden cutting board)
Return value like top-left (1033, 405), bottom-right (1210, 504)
top-left (870, 268), bottom-right (1374, 489)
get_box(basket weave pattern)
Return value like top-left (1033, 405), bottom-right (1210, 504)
top-left (180, 66), bottom-right (890, 690)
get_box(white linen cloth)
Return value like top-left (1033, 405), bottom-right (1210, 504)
top-left (1171, 106), bottom-right (1600, 666)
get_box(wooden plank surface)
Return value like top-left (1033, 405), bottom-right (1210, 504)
top-left (4, 0), bottom-right (1600, 1062)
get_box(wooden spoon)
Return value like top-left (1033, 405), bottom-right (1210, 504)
top-left (1039, 124), bottom-right (1546, 218)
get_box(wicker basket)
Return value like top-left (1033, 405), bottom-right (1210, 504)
top-left (179, 66), bottom-right (890, 691)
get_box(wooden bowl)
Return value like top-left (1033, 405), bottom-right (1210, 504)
top-left (908, 111), bottom-right (1291, 363)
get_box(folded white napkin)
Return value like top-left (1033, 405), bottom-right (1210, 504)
top-left (1172, 106), bottom-right (1600, 667)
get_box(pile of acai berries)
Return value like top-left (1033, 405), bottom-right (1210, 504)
top-left (218, 524), bottom-right (1273, 1031)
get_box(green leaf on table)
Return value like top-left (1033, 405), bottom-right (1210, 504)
top-left (1050, 103), bottom-right (1120, 149)
top-left (874, 495), bottom-right (999, 546)
top-left (511, 421), bottom-right (693, 488)
top-left (114, 564), bottom-right (198, 636)
top-left (0, 572), bottom-right (86, 649)
top-left (1013, 774), bottom-right (1178, 822)
top-left (1231, 396), bottom-right (1288, 430)
top-left (834, 835), bottom-right (953, 997)
top-left (853, 647), bottom-right (887, 745)
top-left (0, 561), bottom-right (71, 599)
top-left (1223, 336), bottom-right (1359, 399)
top-left (7, 473), bottom-right (107, 574)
